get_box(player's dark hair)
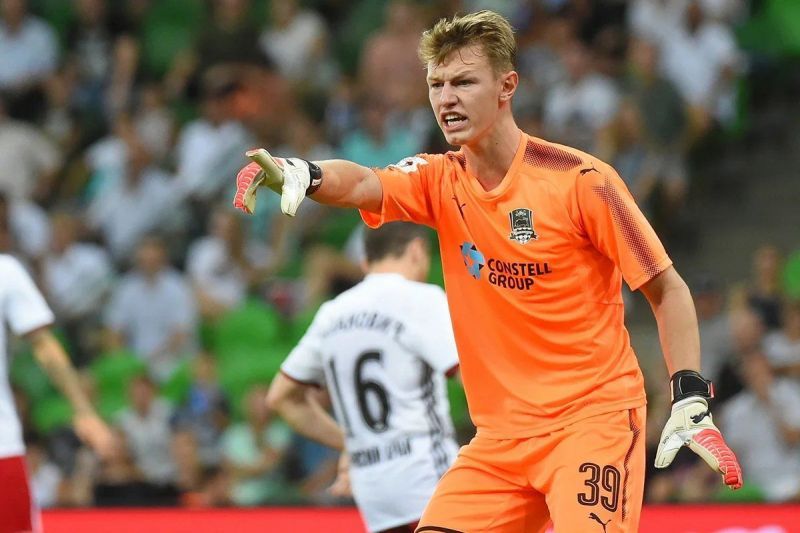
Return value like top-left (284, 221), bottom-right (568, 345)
top-left (363, 222), bottom-right (429, 263)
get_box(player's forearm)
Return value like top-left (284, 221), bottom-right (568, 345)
top-left (312, 159), bottom-right (382, 212)
top-left (642, 269), bottom-right (701, 375)
top-left (277, 397), bottom-right (345, 451)
top-left (29, 329), bottom-right (95, 416)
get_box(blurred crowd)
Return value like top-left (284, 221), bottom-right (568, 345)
top-left (644, 244), bottom-right (800, 504)
top-left (2, 0), bottom-right (799, 510)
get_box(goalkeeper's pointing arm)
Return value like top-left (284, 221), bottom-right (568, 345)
top-left (233, 149), bottom-right (383, 216)
top-left (640, 267), bottom-right (743, 490)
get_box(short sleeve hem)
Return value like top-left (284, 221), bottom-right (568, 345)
top-left (279, 369), bottom-right (322, 388)
top-left (627, 257), bottom-right (673, 291)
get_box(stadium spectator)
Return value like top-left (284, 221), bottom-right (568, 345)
top-left (104, 236), bottom-right (198, 382)
top-left (172, 429), bottom-right (204, 500)
top-left (87, 128), bottom-right (185, 263)
top-left (41, 209), bottom-right (114, 365)
top-left (259, 0), bottom-right (336, 89)
top-left (340, 97), bottom-right (423, 168)
top-left (358, 0), bottom-right (428, 112)
top-left (515, 10), bottom-right (570, 118)
top-left (543, 38), bottom-right (620, 152)
top-left (0, 191), bottom-right (50, 262)
top-left (722, 351), bottom-right (800, 502)
top-left (221, 386), bottom-right (292, 506)
top-left (132, 83), bottom-right (175, 166)
top-left (164, 0), bottom-right (263, 102)
top-left (186, 207), bottom-right (273, 320)
top-left (64, 0), bottom-right (139, 121)
top-left (763, 300), bottom-right (800, 379)
top-left (628, 0), bottom-right (689, 44)
top-left (692, 275), bottom-right (733, 383)
top-left (0, 96), bottom-right (61, 202)
top-left (659, 1), bottom-right (745, 132)
top-left (116, 374), bottom-right (178, 489)
top-left (174, 68), bottom-right (253, 205)
top-left (0, 0), bottom-right (59, 121)
top-left (744, 244), bottom-right (785, 330)
top-left (171, 353), bottom-right (229, 467)
top-left (713, 305), bottom-right (766, 404)
top-left (72, 428), bottom-right (177, 506)
top-left (599, 38), bottom-right (689, 214)
top-left (25, 433), bottom-right (66, 508)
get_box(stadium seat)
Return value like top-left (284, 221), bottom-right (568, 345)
top-left (218, 343), bottom-right (292, 419)
top-left (447, 379), bottom-right (470, 429)
top-left (88, 350), bottom-right (146, 419)
top-left (209, 299), bottom-right (284, 358)
top-left (10, 351), bottom-right (55, 402)
top-left (31, 395), bottom-right (72, 435)
top-left (160, 358), bottom-right (192, 405)
top-left (783, 250), bottom-right (800, 299)
top-left (31, 0), bottom-right (74, 43)
top-left (139, 0), bottom-right (207, 78)
top-left (738, 0), bottom-right (800, 57)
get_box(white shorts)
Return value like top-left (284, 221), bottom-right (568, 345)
top-left (349, 433), bottom-right (459, 532)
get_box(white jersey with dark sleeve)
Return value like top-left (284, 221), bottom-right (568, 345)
top-left (281, 272), bottom-right (460, 531)
top-left (281, 272), bottom-right (459, 449)
top-left (0, 255), bottom-right (56, 458)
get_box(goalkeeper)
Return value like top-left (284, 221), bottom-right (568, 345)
top-left (234, 10), bottom-right (741, 533)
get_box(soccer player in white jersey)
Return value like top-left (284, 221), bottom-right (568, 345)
top-left (267, 222), bottom-right (460, 533)
top-left (0, 254), bottom-right (114, 532)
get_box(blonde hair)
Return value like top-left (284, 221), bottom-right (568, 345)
top-left (418, 10), bottom-right (516, 74)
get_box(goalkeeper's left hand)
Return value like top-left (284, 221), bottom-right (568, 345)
top-left (655, 370), bottom-right (743, 489)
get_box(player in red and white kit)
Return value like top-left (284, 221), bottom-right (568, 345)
top-left (0, 255), bottom-right (114, 533)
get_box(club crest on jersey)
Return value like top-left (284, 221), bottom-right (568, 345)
top-left (508, 208), bottom-right (538, 244)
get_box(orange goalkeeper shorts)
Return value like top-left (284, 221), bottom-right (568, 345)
top-left (416, 407), bottom-right (645, 533)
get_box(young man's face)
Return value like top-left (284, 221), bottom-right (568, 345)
top-left (426, 44), bottom-right (513, 146)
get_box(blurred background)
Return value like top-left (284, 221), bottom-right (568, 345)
top-left (3, 0), bottom-right (800, 517)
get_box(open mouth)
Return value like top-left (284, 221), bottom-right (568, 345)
top-left (442, 112), bottom-right (467, 128)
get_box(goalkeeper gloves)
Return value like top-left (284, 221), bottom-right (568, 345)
top-left (233, 148), bottom-right (322, 216)
top-left (655, 369), bottom-right (743, 489)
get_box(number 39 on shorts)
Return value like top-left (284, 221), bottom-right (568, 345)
top-left (577, 462), bottom-right (621, 512)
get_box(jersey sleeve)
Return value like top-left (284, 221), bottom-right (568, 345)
top-left (2, 258), bottom-right (55, 335)
top-left (280, 303), bottom-right (329, 386)
top-left (359, 153), bottom-right (446, 229)
top-left (411, 286), bottom-right (460, 375)
top-left (574, 165), bottom-right (672, 291)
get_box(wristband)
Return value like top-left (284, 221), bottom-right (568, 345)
top-left (305, 160), bottom-right (323, 196)
top-left (670, 369), bottom-right (714, 403)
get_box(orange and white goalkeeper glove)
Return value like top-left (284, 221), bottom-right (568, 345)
top-left (233, 148), bottom-right (322, 216)
top-left (655, 370), bottom-right (743, 489)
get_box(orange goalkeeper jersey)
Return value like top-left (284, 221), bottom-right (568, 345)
top-left (360, 133), bottom-right (671, 439)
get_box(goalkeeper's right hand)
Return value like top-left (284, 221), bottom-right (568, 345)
top-left (233, 149), bottom-right (322, 217)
